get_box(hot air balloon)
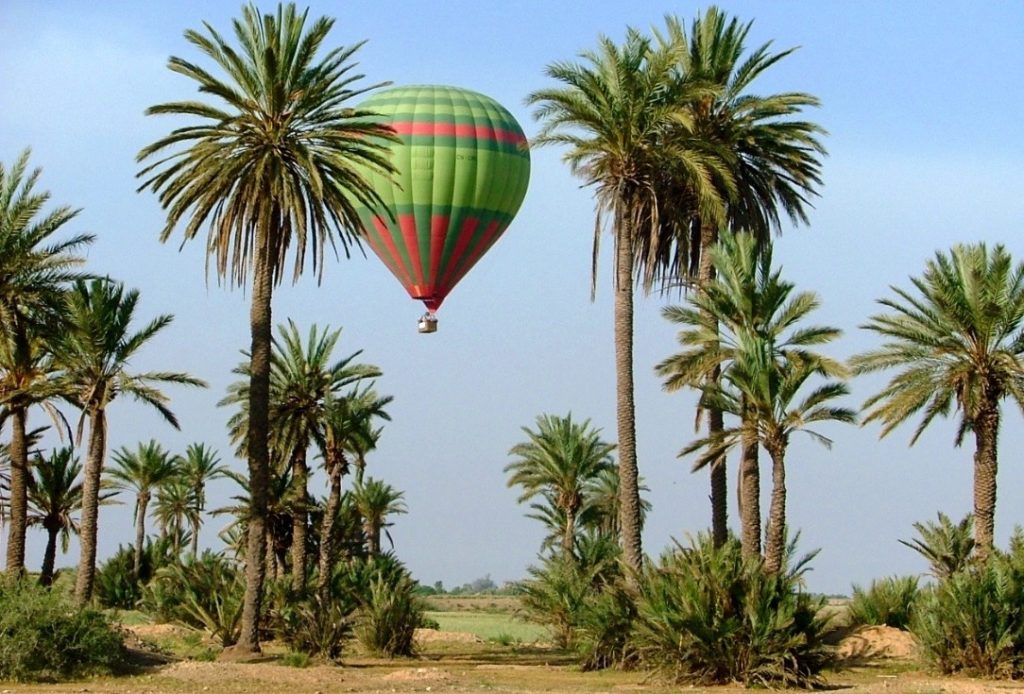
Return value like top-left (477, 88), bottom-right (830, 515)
top-left (352, 85), bottom-right (531, 332)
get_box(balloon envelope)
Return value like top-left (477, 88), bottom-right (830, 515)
top-left (353, 85), bottom-right (531, 312)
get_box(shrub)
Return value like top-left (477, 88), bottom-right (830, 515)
top-left (94, 539), bottom-right (173, 609)
top-left (633, 534), bottom-right (832, 688)
top-left (140, 551), bottom-right (243, 646)
top-left (911, 551), bottom-right (1024, 677)
top-left (900, 512), bottom-right (975, 579)
top-left (574, 579), bottom-right (638, 671)
top-left (276, 590), bottom-right (356, 662)
top-left (0, 578), bottom-right (124, 682)
top-left (354, 572), bottom-right (422, 657)
top-left (847, 575), bottom-right (920, 629)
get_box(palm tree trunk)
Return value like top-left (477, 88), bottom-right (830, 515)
top-left (290, 446), bottom-right (308, 593)
top-left (39, 522), bottom-right (59, 587)
top-left (763, 441), bottom-right (787, 573)
top-left (367, 519), bottom-right (381, 556)
top-left (133, 495), bottom-right (149, 575)
top-left (973, 401), bottom-right (1000, 560)
top-left (236, 225), bottom-right (274, 655)
top-left (698, 220), bottom-right (728, 548)
top-left (264, 527), bottom-right (277, 581)
top-left (738, 407), bottom-right (761, 560)
top-left (5, 406), bottom-right (29, 576)
top-left (317, 454), bottom-right (345, 599)
top-left (563, 507), bottom-right (577, 556)
top-left (614, 224), bottom-right (643, 579)
top-left (75, 408), bottom-right (106, 605)
top-left (190, 520), bottom-right (200, 558)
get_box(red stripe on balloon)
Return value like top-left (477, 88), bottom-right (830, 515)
top-left (399, 214), bottom-right (425, 289)
top-left (429, 215), bottom-right (448, 288)
top-left (391, 121), bottom-right (528, 145)
top-left (449, 220), bottom-right (503, 288)
top-left (439, 217), bottom-right (479, 290)
top-left (372, 217), bottom-right (415, 290)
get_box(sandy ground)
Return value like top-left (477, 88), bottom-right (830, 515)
top-left (7, 624), bottom-right (1024, 693)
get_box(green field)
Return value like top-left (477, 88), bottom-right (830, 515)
top-left (425, 609), bottom-right (550, 643)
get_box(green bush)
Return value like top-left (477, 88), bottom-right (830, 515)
top-left (911, 552), bottom-right (1024, 677)
top-left (354, 572), bottom-right (423, 657)
top-left (94, 539), bottom-right (173, 609)
top-left (633, 534), bottom-right (832, 688)
top-left (140, 551), bottom-right (243, 646)
top-left (276, 590), bottom-right (356, 662)
top-left (847, 575), bottom-right (920, 629)
top-left (0, 578), bottom-right (124, 682)
top-left (574, 579), bottom-right (638, 671)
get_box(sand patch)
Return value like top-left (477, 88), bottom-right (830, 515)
top-left (415, 628), bottom-right (482, 643)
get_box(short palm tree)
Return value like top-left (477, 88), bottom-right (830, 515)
top-left (852, 243), bottom-right (1024, 558)
top-left (528, 28), bottom-right (726, 576)
top-left (107, 440), bottom-right (180, 574)
top-left (53, 279), bottom-right (205, 603)
top-left (26, 446), bottom-right (89, 586)
top-left (655, 8), bottom-right (827, 546)
top-left (153, 476), bottom-right (199, 557)
top-left (900, 512), bottom-right (976, 579)
top-left (0, 150), bottom-right (93, 575)
top-left (317, 385), bottom-right (391, 595)
top-left (505, 414), bottom-right (617, 556)
top-left (663, 232), bottom-right (848, 560)
top-left (177, 442), bottom-right (229, 557)
top-left (351, 477), bottom-right (406, 556)
top-left (137, 4), bottom-right (399, 650)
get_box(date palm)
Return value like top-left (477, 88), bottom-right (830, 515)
top-left (351, 477), bottom-right (406, 557)
top-left (108, 440), bottom-right (179, 574)
top-left (852, 243), bottom-right (1024, 558)
top-left (0, 150), bottom-right (93, 575)
top-left (137, 3), bottom-right (398, 651)
top-left (153, 476), bottom-right (199, 557)
top-left (528, 27), bottom-right (727, 575)
top-left (655, 8), bottom-right (827, 546)
top-left (900, 512), bottom-right (976, 579)
top-left (26, 447), bottom-right (82, 586)
top-left (506, 414), bottom-right (616, 557)
top-left (53, 279), bottom-right (205, 604)
top-left (662, 232), bottom-right (845, 559)
top-left (317, 385), bottom-right (391, 596)
top-left (177, 442), bottom-right (229, 557)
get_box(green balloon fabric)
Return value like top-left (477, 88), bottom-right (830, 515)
top-left (353, 85), bottom-right (531, 312)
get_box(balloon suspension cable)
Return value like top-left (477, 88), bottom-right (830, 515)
top-left (417, 311), bottom-right (438, 334)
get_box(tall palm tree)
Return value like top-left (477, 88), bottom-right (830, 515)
top-left (53, 279), bottom-right (205, 604)
top-left (107, 440), bottom-right (179, 574)
top-left (351, 478), bottom-right (406, 556)
top-left (655, 9), bottom-right (827, 546)
top-left (317, 385), bottom-right (391, 596)
top-left (505, 414), bottom-right (616, 556)
top-left (661, 232), bottom-right (844, 558)
top-left (528, 28), bottom-right (727, 575)
top-left (137, 3), bottom-right (398, 652)
top-left (851, 243), bottom-right (1024, 558)
top-left (177, 442), bottom-right (229, 557)
top-left (26, 447), bottom-right (86, 586)
top-left (0, 150), bottom-right (93, 575)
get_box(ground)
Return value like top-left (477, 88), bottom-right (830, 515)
top-left (5, 597), bottom-right (1024, 693)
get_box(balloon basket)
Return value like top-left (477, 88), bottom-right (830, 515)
top-left (418, 313), bottom-right (438, 334)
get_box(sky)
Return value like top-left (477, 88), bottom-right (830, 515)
top-left (2, 0), bottom-right (1023, 595)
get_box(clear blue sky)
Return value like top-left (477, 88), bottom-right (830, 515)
top-left (2, 1), bottom-right (1023, 594)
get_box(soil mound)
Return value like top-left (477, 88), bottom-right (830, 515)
top-left (837, 625), bottom-right (917, 660)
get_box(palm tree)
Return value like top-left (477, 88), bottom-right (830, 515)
top-left (655, 9), bottom-right (827, 546)
top-left (153, 476), bottom-right (199, 557)
top-left (26, 447), bottom-right (89, 586)
top-left (317, 385), bottom-right (391, 596)
top-left (137, 3), bottom-right (398, 652)
top-left (528, 28), bottom-right (727, 575)
top-left (107, 440), bottom-right (179, 574)
top-left (177, 442), bottom-right (229, 557)
top-left (900, 512), bottom-right (976, 579)
top-left (662, 232), bottom-right (846, 559)
top-left (505, 414), bottom-right (616, 556)
top-left (53, 279), bottom-right (205, 604)
top-left (0, 150), bottom-right (93, 575)
top-left (351, 478), bottom-right (406, 556)
top-left (852, 243), bottom-right (1024, 558)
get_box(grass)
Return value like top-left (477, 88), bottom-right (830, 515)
top-left (423, 610), bottom-right (549, 642)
